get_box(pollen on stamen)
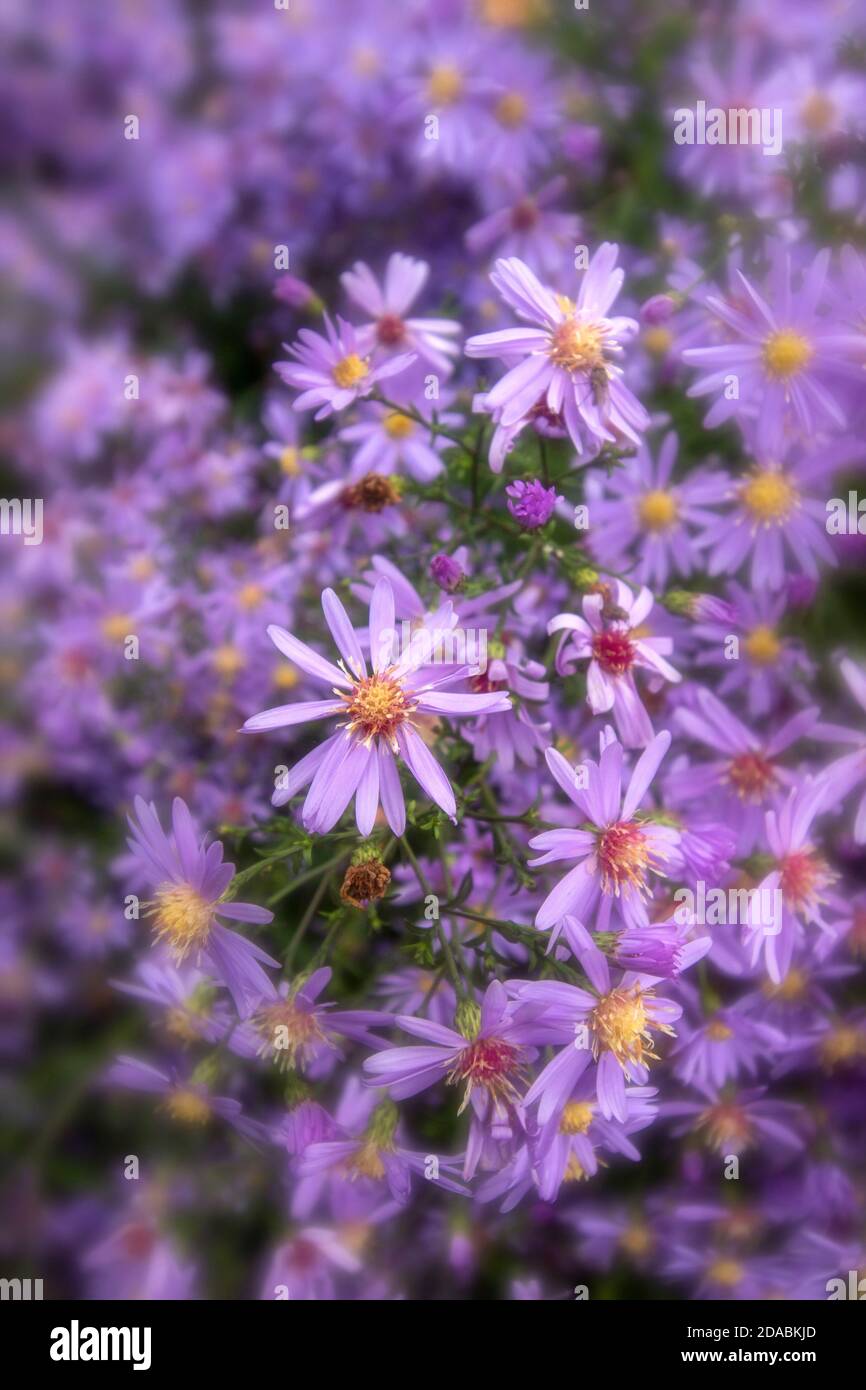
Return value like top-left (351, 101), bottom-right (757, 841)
top-left (340, 671), bottom-right (415, 746)
top-left (725, 751), bottom-right (778, 802)
top-left (332, 353), bottom-right (369, 389)
top-left (591, 629), bottom-right (636, 676)
top-left (149, 884), bottom-right (214, 962)
top-left (548, 317), bottom-right (607, 374)
top-left (590, 984), bottom-right (673, 1069)
top-left (447, 1036), bottom-right (525, 1114)
top-left (740, 469), bottom-right (799, 525)
top-left (595, 820), bottom-right (658, 896)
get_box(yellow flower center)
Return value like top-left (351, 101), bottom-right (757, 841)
top-left (800, 90), bottom-right (836, 135)
top-left (709, 1258), bottom-right (744, 1288)
top-left (382, 410), bottom-right (414, 440)
top-left (762, 329), bottom-right (813, 380)
top-left (763, 967), bottom-right (806, 1001)
top-left (697, 1102), bottom-right (752, 1151)
top-left (638, 489), bottom-right (678, 532)
top-left (427, 63), bottom-right (463, 105)
top-left (348, 1140), bottom-right (387, 1181)
top-left (101, 613), bottom-right (133, 642)
top-left (332, 354), bottom-right (369, 389)
top-left (744, 625), bottom-right (781, 666)
top-left (642, 326), bottom-right (672, 357)
top-left (591, 985), bottom-right (671, 1068)
top-left (164, 1089), bottom-right (211, 1125)
top-left (129, 556), bottom-right (156, 581)
top-left (560, 1100), bottom-right (594, 1134)
top-left (740, 469), bottom-right (798, 524)
top-left (212, 644), bottom-right (244, 678)
top-left (548, 317), bottom-right (606, 373)
top-left (620, 1223), bottom-right (653, 1257)
top-left (341, 672), bottom-right (415, 746)
top-left (819, 1025), bottom-right (866, 1069)
top-left (495, 91), bottom-right (529, 127)
top-left (706, 1019), bottom-right (734, 1041)
top-left (481, 0), bottom-right (546, 26)
top-left (254, 998), bottom-right (328, 1069)
top-left (273, 664), bottom-right (299, 690)
top-left (279, 446), bottom-right (300, 476)
top-left (150, 884), bottom-right (213, 962)
top-left (238, 582), bottom-right (266, 610)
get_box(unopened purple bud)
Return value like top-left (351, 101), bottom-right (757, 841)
top-left (274, 274), bottom-right (319, 310)
top-left (430, 553), bottom-right (463, 592)
top-left (506, 478), bottom-right (560, 530)
top-left (640, 293), bottom-right (677, 325)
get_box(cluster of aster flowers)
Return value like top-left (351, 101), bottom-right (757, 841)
top-left (4, 0), bottom-right (866, 1304)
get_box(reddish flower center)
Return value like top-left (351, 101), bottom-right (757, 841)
top-left (698, 1102), bottom-right (753, 1152)
top-left (779, 848), bottom-right (827, 911)
top-left (448, 1036), bottom-right (523, 1111)
top-left (376, 313), bottom-right (407, 346)
top-left (596, 820), bottom-right (656, 895)
top-left (726, 751), bottom-right (777, 802)
top-left (591, 630), bottom-right (636, 676)
top-left (511, 198), bottom-right (539, 231)
top-left (341, 672), bottom-right (415, 746)
top-left (341, 473), bottom-right (402, 512)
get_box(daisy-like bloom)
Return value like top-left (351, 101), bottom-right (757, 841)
top-left (696, 439), bottom-right (835, 591)
top-left (242, 578), bottom-right (511, 835)
top-left (529, 729), bottom-right (682, 935)
top-left (341, 253), bottom-right (461, 378)
top-left (549, 579), bottom-right (681, 748)
top-left (294, 1086), bottom-right (466, 1211)
top-left (511, 962), bottom-right (683, 1124)
top-left (106, 1056), bottom-right (265, 1143)
top-left (682, 242), bottom-right (862, 449)
top-left (665, 1084), bottom-right (804, 1159)
top-left (338, 397), bottom-right (459, 484)
top-left (275, 313), bottom-right (416, 420)
top-left (668, 688), bottom-right (819, 856)
top-left (743, 780), bottom-right (839, 983)
top-left (691, 581), bottom-right (814, 719)
top-left (584, 431), bottom-right (729, 589)
top-left (126, 797), bottom-right (278, 1019)
top-left (233, 968), bottom-right (390, 1075)
top-left (464, 248), bottom-right (650, 464)
top-left (363, 981), bottom-right (537, 1125)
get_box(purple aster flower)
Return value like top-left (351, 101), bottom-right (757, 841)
top-left (464, 248), bottom-right (649, 464)
top-left (696, 438), bottom-right (835, 591)
top-left (341, 253), bottom-right (461, 377)
top-left (683, 242), bottom-right (863, 449)
top-left (465, 175), bottom-right (581, 282)
top-left (505, 477), bottom-right (560, 529)
top-left (584, 431), bottom-right (729, 589)
top-left (126, 796), bottom-right (278, 1018)
top-left (549, 580), bottom-right (681, 747)
top-left (363, 981), bottom-right (537, 1126)
top-left (743, 780), bottom-right (839, 983)
top-left (667, 688), bottom-right (819, 855)
top-left (231, 967), bottom-right (391, 1076)
top-left (106, 1056), bottom-right (264, 1142)
top-left (823, 658), bottom-right (866, 841)
top-left (529, 730), bottom-right (682, 935)
top-left (275, 313), bottom-right (416, 420)
top-left (243, 578), bottom-right (511, 834)
top-left (511, 966), bottom-right (683, 1124)
top-left (691, 581), bottom-right (815, 718)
